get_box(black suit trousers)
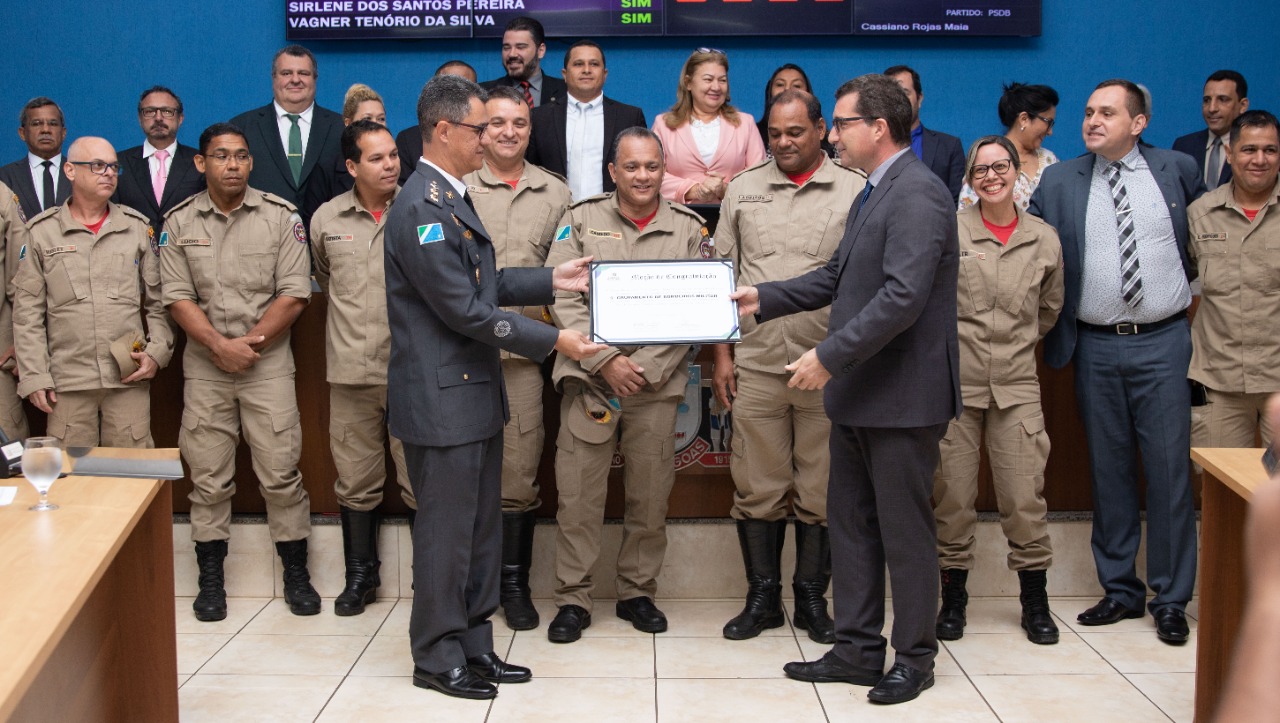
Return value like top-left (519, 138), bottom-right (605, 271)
top-left (829, 421), bottom-right (947, 673)
top-left (405, 432), bottom-right (504, 672)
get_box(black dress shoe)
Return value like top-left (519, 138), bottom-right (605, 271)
top-left (1076, 597), bottom-right (1144, 626)
top-left (616, 596), bottom-right (668, 633)
top-left (548, 604), bottom-right (591, 643)
top-left (783, 651), bottom-right (882, 686)
top-left (1153, 608), bottom-right (1190, 645)
top-left (867, 662), bottom-right (934, 704)
top-left (412, 666), bottom-right (497, 700)
top-left (466, 652), bottom-right (532, 683)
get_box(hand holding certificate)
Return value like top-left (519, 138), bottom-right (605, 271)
top-left (589, 260), bottom-right (742, 345)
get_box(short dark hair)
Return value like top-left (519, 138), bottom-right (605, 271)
top-left (997, 82), bottom-right (1058, 130)
top-left (762, 64), bottom-right (814, 112)
top-left (835, 74), bottom-right (912, 147)
top-left (137, 85), bottom-right (184, 115)
top-left (198, 122), bottom-right (246, 155)
top-left (417, 75), bottom-right (487, 142)
top-left (1206, 70), bottom-right (1248, 100)
top-left (342, 120), bottom-right (391, 163)
top-left (609, 126), bottom-right (664, 165)
top-left (1230, 109), bottom-right (1279, 147)
top-left (563, 39), bottom-right (606, 69)
top-left (882, 65), bottom-right (922, 95)
top-left (486, 85), bottom-right (528, 108)
top-left (273, 45), bottom-right (317, 75)
top-left (19, 97), bottom-right (62, 127)
top-left (434, 59), bottom-right (475, 77)
top-left (504, 16), bottom-right (546, 46)
top-left (1094, 79), bottom-right (1147, 118)
top-left (769, 89), bottom-right (823, 126)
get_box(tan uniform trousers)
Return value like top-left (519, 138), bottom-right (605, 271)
top-left (934, 401), bottom-right (1052, 571)
top-left (553, 390), bottom-right (677, 611)
top-left (729, 367), bottom-right (829, 524)
top-left (0, 371), bottom-right (28, 442)
top-left (501, 357), bottom-right (545, 513)
top-left (1192, 388), bottom-right (1275, 449)
top-left (47, 386), bottom-right (152, 448)
top-left (181, 376), bottom-right (309, 543)
top-left (329, 383), bottom-right (414, 511)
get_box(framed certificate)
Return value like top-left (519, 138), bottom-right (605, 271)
top-left (589, 259), bottom-right (741, 345)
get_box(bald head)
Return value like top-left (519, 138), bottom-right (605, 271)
top-left (64, 136), bottom-right (119, 203)
top-left (66, 136), bottom-right (115, 161)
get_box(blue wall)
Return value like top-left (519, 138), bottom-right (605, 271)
top-left (1, 1), bottom-right (1275, 161)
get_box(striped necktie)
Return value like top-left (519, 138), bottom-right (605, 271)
top-left (1106, 162), bottom-right (1143, 307)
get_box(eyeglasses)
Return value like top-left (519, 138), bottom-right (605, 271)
top-left (971, 159), bottom-right (1014, 179)
top-left (695, 47), bottom-right (726, 55)
top-left (139, 106), bottom-right (180, 119)
top-left (203, 152), bottom-right (252, 165)
top-left (1033, 113), bottom-right (1055, 129)
top-left (831, 115), bottom-right (876, 132)
top-left (448, 120), bottom-right (487, 140)
top-left (24, 119), bottom-right (62, 129)
top-left (68, 160), bottom-right (121, 176)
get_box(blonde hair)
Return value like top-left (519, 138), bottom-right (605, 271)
top-left (342, 83), bottom-right (384, 122)
top-left (664, 50), bottom-right (740, 129)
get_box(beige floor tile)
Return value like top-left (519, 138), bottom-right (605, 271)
top-left (178, 674), bottom-right (191, 688)
top-left (179, 673), bottom-right (342, 723)
top-left (378, 597), bottom-right (413, 636)
top-left (1080, 631), bottom-right (1197, 673)
top-left (1053, 597), bottom-right (1198, 635)
top-left (239, 597), bottom-right (393, 636)
top-left (819, 673), bottom-right (998, 722)
top-left (316, 676), bottom-right (491, 721)
top-left (490, 677), bottom-right (655, 722)
top-left (1185, 598), bottom-right (1200, 620)
top-left (657, 635), bottom-right (801, 678)
top-left (658, 678), bottom-right (823, 722)
top-left (174, 597), bottom-right (271, 634)
top-left (350, 635), bottom-right (411, 677)
top-left (1127, 672), bottom-right (1195, 723)
top-left (175, 549), bottom-right (277, 598)
top-left (945, 632), bottom-right (1112, 675)
top-left (397, 525), bottom-right (415, 598)
top-left (201, 634), bottom-right (370, 676)
top-left (177, 633), bottom-right (234, 675)
top-left (961, 597), bottom-right (1073, 634)
top-left (507, 634), bottom-right (655, 678)
top-left (972, 673), bottom-right (1167, 722)
top-left (657, 599), bottom-right (794, 637)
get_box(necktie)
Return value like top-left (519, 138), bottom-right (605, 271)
top-left (153, 148), bottom-right (170, 205)
top-left (41, 160), bottom-right (55, 211)
top-left (519, 81), bottom-right (534, 109)
top-left (286, 113), bottom-right (303, 186)
top-left (1206, 136), bottom-right (1222, 189)
top-left (1106, 162), bottom-right (1143, 307)
top-left (854, 182), bottom-right (874, 220)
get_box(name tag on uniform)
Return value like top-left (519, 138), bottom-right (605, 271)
top-left (326, 234), bottom-right (354, 243)
top-left (466, 185), bottom-right (490, 195)
top-left (418, 223), bottom-right (444, 245)
top-left (176, 238), bottom-right (211, 247)
top-left (737, 194), bottom-right (773, 203)
top-left (587, 228), bottom-right (623, 240)
top-left (960, 250), bottom-right (986, 260)
top-left (44, 245), bottom-right (77, 255)
top-left (1195, 232), bottom-right (1227, 242)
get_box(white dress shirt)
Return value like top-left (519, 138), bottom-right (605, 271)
top-left (1204, 131), bottom-right (1229, 185)
top-left (274, 102), bottom-right (314, 156)
top-left (690, 117), bottom-right (721, 166)
top-left (565, 93), bottom-right (605, 201)
top-left (144, 139), bottom-right (176, 178)
top-left (28, 152), bottom-right (62, 208)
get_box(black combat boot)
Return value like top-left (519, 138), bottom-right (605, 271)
top-left (936, 568), bottom-right (969, 640)
top-left (792, 521), bottom-right (836, 644)
top-left (1018, 569), bottom-right (1060, 645)
top-left (723, 519), bottom-right (787, 640)
top-left (500, 510), bottom-right (540, 630)
top-left (276, 539), bottom-right (322, 616)
top-left (193, 539), bottom-right (229, 622)
top-left (334, 507), bottom-right (381, 616)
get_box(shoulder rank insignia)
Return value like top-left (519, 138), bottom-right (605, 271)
top-left (417, 223), bottom-right (444, 245)
top-left (429, 181), bottom-right (441, 204)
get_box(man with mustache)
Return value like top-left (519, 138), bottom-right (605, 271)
top-left (480, 17), bottom-right (565, 110)
top-left (113, 86), bottom-right (205, 234)
top-left (0, 97), bottom-right (70, 219)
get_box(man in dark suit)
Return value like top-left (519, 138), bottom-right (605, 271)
top-left (1172, 70), bottom-right (1248, 190)
top-left (734, 73), bottom-right (960, 705)
top-left (397, 60), bottom-right (478, 184)
top-left (1029, 79), bottom-right (1204, 646)
top-left (884, 66), bottom-right (964, 204)
top-left (384, 75), bottom-right (601, 700)
top-left (526, 40), bottom-right (647, 199)
top-left (113, 86), bottom-right (205, 233)
top-left (230, 45), bottom-right (342, 223)
top-left (0, 97), bottom-right (70, 220)
top-left (480, 17), bottom-right (566, 109)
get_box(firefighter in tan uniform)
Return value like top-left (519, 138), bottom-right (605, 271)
top-left (710, 91), bottom-right (865, 645)
top-left (311, 120), bottom-right (415, 617)
top-left (543, 127), bottom-right (707, 643)
top-left (0, 182), bottom-right (31, 440)
top-left (1188, 110), bottom-right (1280, 449)
top-left (13, 137), bottom-right (173, 447)
top-left (463, 87), bottom-right (573, 631)
top-left (931, 136), bottom-right (1064, 645)
top-left (160, 123), bottom-right (318, 622)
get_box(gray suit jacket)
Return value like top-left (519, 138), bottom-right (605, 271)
top-left (757, 151), bottom-right (961, 428)
top-left (384, 160), bottom-right (560, 447)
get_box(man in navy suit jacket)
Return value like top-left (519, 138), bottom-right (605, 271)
top-left (1171, 70), bottom-right (1249, 190)
top-left (885, 66), bottom-right (965, 204)
top-left (113, 86), bottom-right (205, 233)
top-left (0, 97), bottom-right (70, 220)
top-left (1029, 79), bottom-right (1204, 647)
top-left (479, 17), bottom-right (566, 109)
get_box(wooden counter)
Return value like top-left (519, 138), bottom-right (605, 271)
top-left (0, 449), bottom-right (179, 722)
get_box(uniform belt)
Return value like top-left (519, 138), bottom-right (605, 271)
top-left (1077, 310), bottom-right (1186, 336)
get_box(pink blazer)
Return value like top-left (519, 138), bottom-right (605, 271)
top-left (652, 112), bottom-right (766, 204)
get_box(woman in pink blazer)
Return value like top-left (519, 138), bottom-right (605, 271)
top-left (652, 49), bottom-right (766, 204)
